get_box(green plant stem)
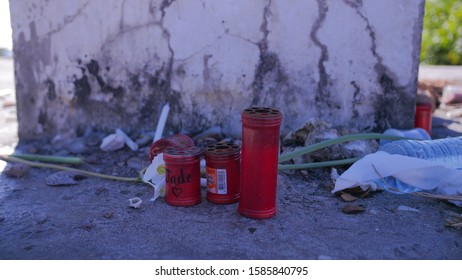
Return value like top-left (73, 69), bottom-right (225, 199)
top-left (278, 157), bottom-right (360, 171)
top-left (0, 154), bottom-right (141, 183)
top-left (278, 133), bottom-right (408, 163)
top-left (11, 154), bottom-right (83, 165)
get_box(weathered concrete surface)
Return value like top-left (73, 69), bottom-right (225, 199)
top-left (9, 0), bottom-right (424, 140)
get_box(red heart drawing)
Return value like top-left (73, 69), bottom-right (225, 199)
top-left (172, 186), bottom-right (183, 197)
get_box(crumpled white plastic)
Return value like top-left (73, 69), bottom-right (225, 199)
top-left (143, 103), bottom-right (170, 202)
top-left (142, 153), bottom-right (166, 201)
top-left (332, 151), bottom-right (462, 206)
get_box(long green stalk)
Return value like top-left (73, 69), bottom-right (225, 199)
top-left (278, 157), bottom-right (360, 170)
top-left (11, 154), bottom-right (83, 165)
top-left (278, 133), bottom-right (407, 163)
top-left (0, 154), bottom-right (141, 182)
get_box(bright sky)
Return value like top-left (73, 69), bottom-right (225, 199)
top-left (0, 0), bottom-right (12, 49)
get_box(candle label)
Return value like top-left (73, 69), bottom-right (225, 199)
top-left (206, 167), bottom-right (227, 195)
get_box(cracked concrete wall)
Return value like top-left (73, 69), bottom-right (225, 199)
top-left (10, 0), bottom-right (424, 140)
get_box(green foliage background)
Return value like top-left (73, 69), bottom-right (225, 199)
top-left (421, 0), bottom-right (462, 65)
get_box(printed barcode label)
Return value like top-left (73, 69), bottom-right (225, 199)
top-left (216, 169), bottom-right (227, 195)
top-left (205, 167), bottom-right (227, 195)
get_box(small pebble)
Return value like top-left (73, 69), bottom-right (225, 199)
top-left (23, 245), bottom-right (34, 251)
top-left (46, 171), bottom-right (81, 186)
top-left (94, 187), bottom-right (109, 196)
top-left (78, 218), bottom-right (93, 230)
top-left (86, 132), bottom-right (106, 147)
top-left (342, 204), bottom-right (365, 214)
top-left (3, 163), bottom-right (30, 178)
top-left (36, 215), bottom-right (49, 225)
top-left (65, 138), bottom-right (87, 154)
top-left (103, 211), bottom-right (114, 219)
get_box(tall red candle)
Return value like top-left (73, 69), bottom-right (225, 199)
top-left (238, 107), bottom-right (282, 219)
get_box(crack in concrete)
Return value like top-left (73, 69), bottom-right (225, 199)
top-left (158, 0), bottom-right (176, 94)
top-left (174, 35), bottom-right (223, 63)
top-left (251, 0), bottom-right (288, 106)
top-left (168, 6), bottom-right (259, 63)
top-left (344, 0), bottom-right (413, 130)
top-left (96, 0), bottom-right (176, 96)
top-left (160, 0), bottom-right (175, 18)
top-left (45, 1), bottom-right (91, 37)
top-left (101, 20), bottom-right (159, 51)
top-left (343, 0), bottom-right (386, 75)
top-left (251, 0), bottom-right (272, 104)
top-left (222, 18), bottom-right (259, 47)
top-left (343, 0), bottom-right (362, 9)
top-left (258, 0), bottom-right (272, 54)
top-left (310, 0), bottom-right (331, 110)
top-left (100, 0), bottom-right (175, 55)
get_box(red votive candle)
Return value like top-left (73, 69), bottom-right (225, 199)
top-left (238, 107), bottom-right (282, 219)
top-left (149, 134), bottom-right (195, 162)
top-left (163, 146), bottom-right (203, 206)
top-left (205, 143), bottom-right (241, 204)
top-left (415, 103), bottom-right (432, 136)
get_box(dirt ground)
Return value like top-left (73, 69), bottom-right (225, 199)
top-left (1, 57), bottom-right (462, 260)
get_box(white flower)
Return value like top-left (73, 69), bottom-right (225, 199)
top-left (142, 153), bottom-right (166, 201)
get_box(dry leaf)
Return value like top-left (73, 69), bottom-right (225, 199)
top-left (342, 204), bottom-right (365, 214)
top-left (340, 193), bottom-right (357, 202)
top-left (444, 212), bottom-right (462, 229)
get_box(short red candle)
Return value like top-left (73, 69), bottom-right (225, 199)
top-left (205, 143), bottom-right (241, 204)
top-left (149, 134), bottom-right (195, 162)
top-left (163, 146), bottom-right (203, 206)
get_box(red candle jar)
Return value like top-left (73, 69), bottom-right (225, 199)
top-left (149, 134), bottom-right (195, 162)
top-left (204, 143), bottom-right (241, 204)
top-left (238, 107), bottom-right (282, 219)
top-left (163, 146), bottom-right (203, 206)
top-left (415, 103), bottom-right (432, 136)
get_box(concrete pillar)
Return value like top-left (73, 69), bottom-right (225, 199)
top-left (9, 0), bottom-right (425, 140)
